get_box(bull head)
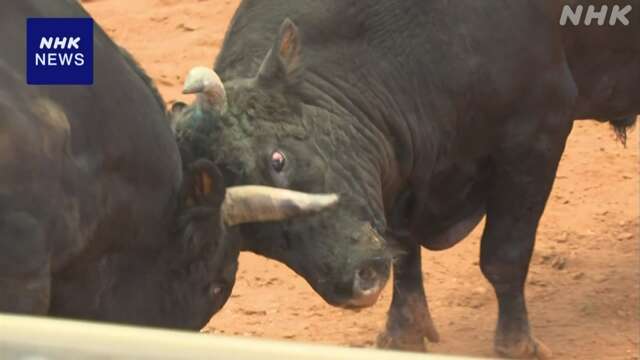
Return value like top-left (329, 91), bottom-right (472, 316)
top-left (175, 18), bottom-right (392, 309)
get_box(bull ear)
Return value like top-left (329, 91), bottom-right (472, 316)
top-left (185, 159), bottom-right (226, 208)
top-left (256, 18), bottom-right (303, 87)
top-left (168, 101), bottom-right (187, 133)
top-left (170, 101), bottom-right (187, 115)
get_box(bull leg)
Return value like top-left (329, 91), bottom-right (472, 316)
top-left (0, 211), bottom-right (51, 314)
top-left (480, 110), bottom-right (573, 359)
top-left (377, 242), bottom-right (439, 352)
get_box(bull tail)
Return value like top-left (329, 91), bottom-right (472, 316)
top-left (606, 115), bottom-right (637, 147)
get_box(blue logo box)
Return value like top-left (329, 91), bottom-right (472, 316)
top-left (27, 18), bottom-right (94, 85)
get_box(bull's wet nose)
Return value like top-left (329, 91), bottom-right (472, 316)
top-left (356, 266), bottom-right (377, 291)
top-left (348, 258), bottom-right (388, 308)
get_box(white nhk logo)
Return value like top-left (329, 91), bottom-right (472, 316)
top-left (560, 5), bottom-right (632, 26)
top-left (35, 36), bottom-right (85, 66)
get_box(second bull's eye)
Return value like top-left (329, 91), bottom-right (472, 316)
top-left (271, 150), bottom-right (286, 172)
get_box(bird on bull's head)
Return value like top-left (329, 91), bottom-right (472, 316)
top-left (171, 18), bottom-right (394, 308)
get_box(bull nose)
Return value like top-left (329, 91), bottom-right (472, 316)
top-left (347, 258), bottom-right (388, 308)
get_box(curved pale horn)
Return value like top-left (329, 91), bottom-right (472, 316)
top-left (222, 186), bottom-right (339, 226)
top-left (182, 66), bottom-right (227, 112)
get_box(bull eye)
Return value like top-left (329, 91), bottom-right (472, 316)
top-left (271, 150), bottom-right (286, 172)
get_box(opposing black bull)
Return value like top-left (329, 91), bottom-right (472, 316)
top-left (174, 0), bottom-right (638, 357)
top-left (0, 1), bottom-right (337, 329)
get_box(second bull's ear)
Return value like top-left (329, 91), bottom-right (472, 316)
top-left (168, 101), bottom-right (187, 133)
top-left (256, 18), bottom-right (303, 87)
top-left (185, 159), bottom-right (226, 209)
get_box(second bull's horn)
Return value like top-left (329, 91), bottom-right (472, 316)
top-left (222, 186), bottom-right (339, 226)
top-left (183, 66), bottom-right (227, 112)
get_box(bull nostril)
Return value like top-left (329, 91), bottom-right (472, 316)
top-left (354, 265), bottom-right (380, 294)
top-left (346, 263), bottom-right (385, 308)
top-left (357, 267), bottom-right (376, 283)
top-left (342, 258), bottom-right (390, 308)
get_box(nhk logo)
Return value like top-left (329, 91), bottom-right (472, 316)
top-left (36, 37), bottom-right (85, 66)
top-left (27, 18), bottom-right (94, 85)
top-left (560, 4), bottom-right (632, 26)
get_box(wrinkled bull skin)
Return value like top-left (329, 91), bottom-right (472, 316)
top-left (175, 0), bottom-right (638, 358)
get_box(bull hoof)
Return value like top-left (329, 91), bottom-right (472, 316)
top-left (495, 336), bottom-right (552, 359)
top-left (376, 299), bottom-right (440, 352)
top-left (423, 319), bottom-right (440, 343)
top-left (376, 330), bottom-right (427, 352)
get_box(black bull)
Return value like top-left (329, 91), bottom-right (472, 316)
top-left (173, 0), bottom-right (639, 358)
top-left (0, 1), bottom-right (337, 329)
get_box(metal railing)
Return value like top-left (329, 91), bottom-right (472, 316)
top-left (0, 314), bottom-right (481, 360)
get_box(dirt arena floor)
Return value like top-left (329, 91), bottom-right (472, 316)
top-left (85, 1), bottom-right (639, 358)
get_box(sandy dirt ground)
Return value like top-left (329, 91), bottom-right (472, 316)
top-left (84, 1), bottom-right (639, 358)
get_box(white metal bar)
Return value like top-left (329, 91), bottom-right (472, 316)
top-left (0, 314), bottom-right (482, 360)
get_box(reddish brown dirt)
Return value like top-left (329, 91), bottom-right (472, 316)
top-left (85, 1), bottom-right (639, 358)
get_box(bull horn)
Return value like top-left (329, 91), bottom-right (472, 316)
top-left (182, 66), bottom-right (227, 112)
top-left (222, 186), bottom-right (339, 226)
